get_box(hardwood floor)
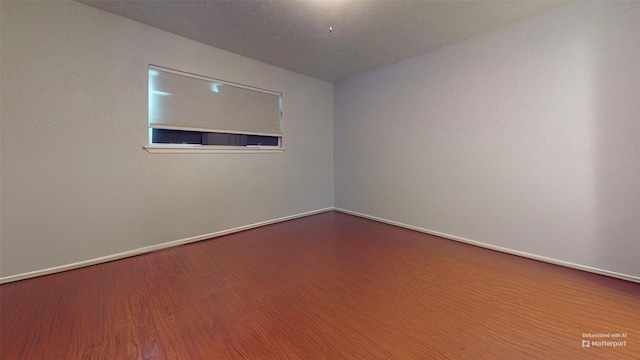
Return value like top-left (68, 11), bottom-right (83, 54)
top-left (1, 211), bottom-right (639, 359)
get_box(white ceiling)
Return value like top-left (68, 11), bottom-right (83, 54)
top-left (79, 0), bottom-right (572, 82)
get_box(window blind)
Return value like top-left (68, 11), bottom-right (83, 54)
top-left (148, 65), bottom-right (282, 136)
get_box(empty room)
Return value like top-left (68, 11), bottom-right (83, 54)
top-left (1, 0), bottom-right (638, 359)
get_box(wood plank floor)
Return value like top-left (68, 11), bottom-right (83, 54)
top-left (1, 211), bottom-right (639, 359)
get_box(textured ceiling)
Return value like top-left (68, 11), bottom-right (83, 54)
top-left (79, 0), bottom-right (572, 82)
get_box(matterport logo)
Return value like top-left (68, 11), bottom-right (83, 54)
top-left (582, 332), bottom-right (628, 348)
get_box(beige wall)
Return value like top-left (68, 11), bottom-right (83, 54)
top-left (335, 1), bottom-right (640, 278)
top-left (0, 1), bottom-right (334, 277)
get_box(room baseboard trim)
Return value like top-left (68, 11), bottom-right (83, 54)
top-left (0, 207), bottom-right (334, 284)
top-left (334, 208), bottom-right (640, 284)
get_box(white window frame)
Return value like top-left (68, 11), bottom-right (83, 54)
top-left (144, 65), bottom-right (284, 154)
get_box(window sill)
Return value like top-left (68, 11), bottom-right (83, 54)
top-left (144, 145), bottom-right (285, 154)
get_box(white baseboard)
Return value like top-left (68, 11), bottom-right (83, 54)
top-left (3, 207), bottom-right (638, 284)
top-left (0, 207), bottom-right (334, 284)
top-left (334, 208), bottom-right (640, 284)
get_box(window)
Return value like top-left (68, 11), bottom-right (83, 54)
top-left (145, 65), bottom-right (283, 153)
